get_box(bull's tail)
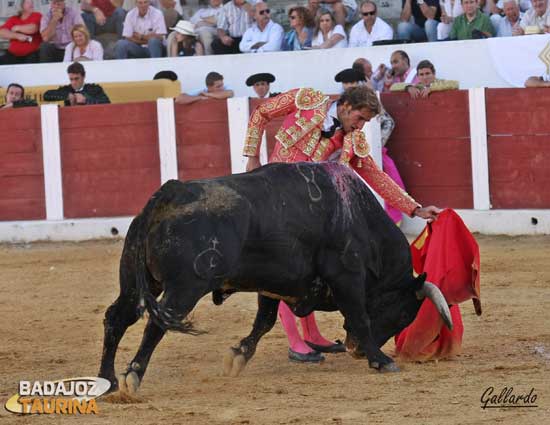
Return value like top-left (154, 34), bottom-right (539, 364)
top-left (135, 182), bottom-right (203, 335)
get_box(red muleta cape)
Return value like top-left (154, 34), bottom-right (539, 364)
top-left (395, 209), bottom-right (482, 361)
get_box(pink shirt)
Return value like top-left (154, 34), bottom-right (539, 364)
top-left (384, 68), bottom-right (419, 92)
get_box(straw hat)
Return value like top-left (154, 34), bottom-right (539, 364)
top-left (170, 20), bottom-right (196, 37)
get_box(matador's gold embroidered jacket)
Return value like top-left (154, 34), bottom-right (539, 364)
top-left (243, 88), bottom-right (420, 216)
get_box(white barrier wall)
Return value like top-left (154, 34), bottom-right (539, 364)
top-left (1, 35), bottom-right (549, 97)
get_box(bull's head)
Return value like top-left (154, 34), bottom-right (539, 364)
top-left (365, 273), bottom-right (452, 348)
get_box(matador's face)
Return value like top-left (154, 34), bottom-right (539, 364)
top-left (338, 103), bottom-right (376, 133)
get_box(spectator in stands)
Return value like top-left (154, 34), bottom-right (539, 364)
top-left (282, 6), bottom-right (315, 50)
top-left (212, 0), bottom-right (252, 55)
top-left (239, 2), bottom-right (284, 53)
top-left (311, 11), bottom-right (348, 48)
top-left (1, 83), bottom-right (37, 109)
top-left (246, 72), bottom-right (280, 97)
top-left (0, 0), bottom-right (42, 65)
top-left (175, 71), bottom-right (234, 104)
top-left (307, 0), bottom-right (358, 26)
top-left (348, 1), bottom-right (394, 47)
top-left (383, 50), bottom-right (417, 91)
top-left (44, 61), bottom-right (110, 106)
top-left (81, 0), bottom-right (126, 39)
top-left (518, 0), bottom-right (549, 34)
top-left (449, 0), bottom-right (495, 39)
top-left (167, 20), bottom-right (204, 56)
top-left (496, 0), bottom-right (522, 36)
top-left (525, 75), bottom-right (550, 87)
top-left (398, 0), bottom-right (440, 42)
top-left (390, 59), bottom-right (459, 97)
top-left (437, 0), bottom-right (463, 40)
top-left (159, 0), bottom-right (183, 31)
top-left (190, 0), bottom-right (223, 55)
top-left (115, 0), bottom-right (167, 59)
top-left (353, 57), bottom-right (386, 91)
top-left (490, 0), bottom-right (532, 28)
top-left (40, 0), bottom-right (84, 63)
top-left (63, 24), bottom-right (104, 61)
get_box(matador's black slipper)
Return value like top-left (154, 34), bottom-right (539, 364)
top-left (288, 349), bottom-right (325, 363)
top-left (305, 339), bottom-right (346, 354)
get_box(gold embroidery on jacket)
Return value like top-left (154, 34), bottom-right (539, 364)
top-left (295, 88), bottom-right (329, 110)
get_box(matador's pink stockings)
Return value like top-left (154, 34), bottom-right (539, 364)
top-left (278, 302), bottom-right (333, 354)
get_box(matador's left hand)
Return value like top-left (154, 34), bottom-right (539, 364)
top-left (413, 205), bottom-right (443, 222)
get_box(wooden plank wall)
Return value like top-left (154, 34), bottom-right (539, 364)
top-left (486, 88), bottom-right (550, 209)
top-left (59, 102), bottom-right (161, 218)
top-left (382, 91), bottom-right (473, 209)
top-left (3, 89), bottom-right (550, 223)
top-left (0, 107), bottom-right (45, 220)
top-left (175, 100), bottom-right (231, 181)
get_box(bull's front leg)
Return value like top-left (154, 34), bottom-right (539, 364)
top-left (223, 295), bottom-right (279, 377)
top-left (327, 276), bottom-right (399, 372)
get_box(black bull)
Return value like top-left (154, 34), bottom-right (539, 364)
top-left (98, 162), bottom-right (452, 394)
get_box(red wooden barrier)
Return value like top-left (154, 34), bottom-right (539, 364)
top-left (486, 88), bottom-right (550, 209)
top-left (382, 91), bottom-right (473, 209)
top-left (175, 100), bottom-right (231, 180)
top-left (0, 107), bottom-right (45, 220)
top-left (59, 102), bottom-right (161, 218)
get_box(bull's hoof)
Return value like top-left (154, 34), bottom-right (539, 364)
top-left (98, 374), bottom-right (118, 394)
top-left (117, 371), bottom-right (141, 394)
top-left (223, 348), bottom-right (247, 377)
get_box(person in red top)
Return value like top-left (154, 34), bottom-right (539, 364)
top-left (81, 0), bottom-right (127, 38)
top-left (0, 0), bottom-right (42, 65)
top-left (244, 86), bottom-right (441, 362)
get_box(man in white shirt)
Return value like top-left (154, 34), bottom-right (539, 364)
top-left (115, 0), bottom-right (167, 59)
top-left (239, 2), bottom-right (283, 53)
top-left (348, 1), bottom-right (394, 47)
top-left (212, 0), bottom-right (253, 54)
top-left (496, 0), bottom-right (522, 36)
top-left (190, 0), bottom-right (223, 55)
top-left (518, 0), bottom-right (550, 34)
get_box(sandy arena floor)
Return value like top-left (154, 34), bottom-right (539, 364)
top-left (0, 235), bottom-right (549, 424)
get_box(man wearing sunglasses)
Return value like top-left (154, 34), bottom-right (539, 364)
top-left (239, 1), bottom-right (284, 53)
top-left (349, 1), bottom-right (393, 47)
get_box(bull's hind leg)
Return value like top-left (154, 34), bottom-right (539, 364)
top-left (118, 281), bottom-right (207, 394)
top-left (98, 225), bottom-right (162, 391)
top-left (98, 291), bottom-right (140, 391)
top-left (224, 295), bottom-right (279, 377)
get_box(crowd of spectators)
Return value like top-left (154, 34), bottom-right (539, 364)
top-left (0, 0), bottom-right (548, 66)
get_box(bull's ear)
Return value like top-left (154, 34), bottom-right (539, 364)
top-left (412, 272), bottom-right (427, 291)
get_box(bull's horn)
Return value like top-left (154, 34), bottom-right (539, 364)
top-left (416, 282), bottom-right (453, 331)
